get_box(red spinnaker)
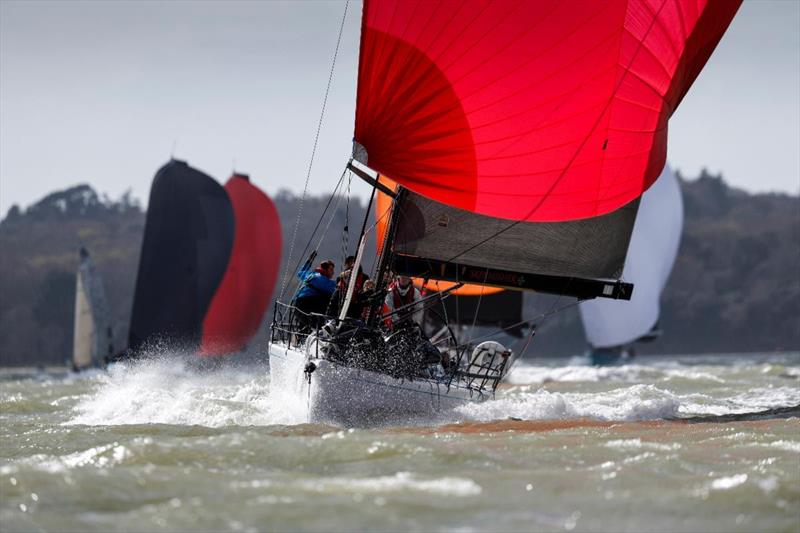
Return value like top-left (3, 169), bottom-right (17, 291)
top-left (355, 0), bottom-right (740, 222)
top-left (199, 175), bottom-right (282, 356)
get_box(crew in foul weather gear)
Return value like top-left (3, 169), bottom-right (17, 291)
top-left (327, 256), bottom-right (371, 319)
top-left (295, 260), bottom-right (336, 332)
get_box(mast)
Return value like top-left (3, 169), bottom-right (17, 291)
top-left (366, 185), bottom-right (402, 326)
top-left (336, 160), bottom-right (377, 323)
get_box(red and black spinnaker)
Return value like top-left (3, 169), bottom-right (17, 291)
top-left (125, 161), bottom-right (281, 359)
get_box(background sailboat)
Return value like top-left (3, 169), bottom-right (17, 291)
top-left (199, 173), bottom-right (282, 357)
top-left (579, 163), bottom-right (684, 364)
top-left (124, 162), bottom-right (282, 361)
top-left (126, 160), bottom-right (235, 357)
top-left (72, 247), bottom-right (111, 371)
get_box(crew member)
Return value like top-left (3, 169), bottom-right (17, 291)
top-left (295, 260), bottom-right (336, 332)
top-left (328, 256), bottom-right (370, 319)
top-left (383, 275), bottom-right (422, 329)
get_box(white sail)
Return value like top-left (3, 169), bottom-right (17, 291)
top-left (72, 249), bottom-right (110, 369)
top-left (578, 164), bottom-right (684, 348)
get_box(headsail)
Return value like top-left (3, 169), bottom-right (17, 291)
top-left (72, 247), bottom-right (110, 370)
top-left (355, 0), bottom-right (740, 222)
top-left (199, 174), bottom-right (282, 356)
top-left (128, 160), bottom-right (235, 355)
top-left (578, 164), bottom-right (684, 348)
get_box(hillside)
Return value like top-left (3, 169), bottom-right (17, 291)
top-left (0, 171), bottom-right (797, 365)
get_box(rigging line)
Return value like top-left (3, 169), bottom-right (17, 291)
top-left (442, 0), bottom-right (670, 267)
top-left (284, 167), bottom-right (349, 300)
top-left (279, 0), bottom-right (350, 299)
top-left (465, 269), bottom-right (489, 344)
top-left (459, 298), bottom-right (583, 349)
top-left (507, 315), bottom-right (539, 373)
top-left (508, 277), bottom-right (577, 373)
top-left (313, 183), bottom-right (349, 253)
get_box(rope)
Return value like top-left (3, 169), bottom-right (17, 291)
top-left (461, 298), bottom-right (582, 349)
top-left (284, 167), bottom-right (349, 301)
top-left (279, 0), bottom-right (350, 299)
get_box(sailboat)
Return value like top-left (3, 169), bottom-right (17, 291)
top-left (121, 162), bottom-right (282, 361)
top-left (269, 0), bottom-right (740, 425)
top-left (72, 247), bottom-right (111, 371)
top-left (578, 164), bottom-right (684, 365)
top-left (124, 160), bottom-right (236, 358)
top-left (199, 173), bottom-right (282, 357)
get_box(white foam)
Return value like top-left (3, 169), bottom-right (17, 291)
top-left (66, 355), bottom-right (297, 428)
top-left (505, 364), bottom-right (648, 385)
top-left (762, 440), bottom-right (800, 453)
top-left (14, 443), bottom-right (132, 474)
top-left (298, 471), bottom-right (482, 497)
top-left (605, 438), bottom-right (681, 451)
top-left (710, 474), bottom-right (748, 490)
top-left (455, 384), bottom-right (681, 422)
top-left (63, 353), bottom-right (800, 428)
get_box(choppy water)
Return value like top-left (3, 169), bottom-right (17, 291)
top-left (1, 353), bottom-right (798, 532)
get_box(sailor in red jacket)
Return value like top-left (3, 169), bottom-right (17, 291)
top-left (383, 275), bottom-right (422, 329)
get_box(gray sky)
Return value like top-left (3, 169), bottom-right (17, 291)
top-left (1, 0), bottom-right (798, 215)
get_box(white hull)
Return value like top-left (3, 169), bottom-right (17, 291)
top-left (268, 342), bottom-right (487, 426)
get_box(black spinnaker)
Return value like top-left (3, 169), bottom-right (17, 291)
top-left (126, 160), bottom-right (235, 357)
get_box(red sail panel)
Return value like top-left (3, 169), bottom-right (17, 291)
top-left (199, 175), bottom-right (282, 356)
top-left (355, 0), bottom-right (740, 222)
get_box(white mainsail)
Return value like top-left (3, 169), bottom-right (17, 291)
top-left (578, 164), bottom-right (684, 349)
top-left (72, 249), bottom-right (110, 369)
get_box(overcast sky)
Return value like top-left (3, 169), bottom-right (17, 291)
top-left (1, 0), bottom-right (798, 215)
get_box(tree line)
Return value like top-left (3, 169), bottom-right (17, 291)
top-left (0, 171), bottom-right (797, 366)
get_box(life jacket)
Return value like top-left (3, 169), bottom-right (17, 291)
top-left (338, 270), bottom-right (366, 294)
top-left (391, 282), bottom-right (416, 310)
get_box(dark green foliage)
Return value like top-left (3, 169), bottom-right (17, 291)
top-left (0, 172), bottom-right (797, 365)
top-left (0, 185), bottom-right (145, 365)
top-left (33, 270), bottom-right (74, 328)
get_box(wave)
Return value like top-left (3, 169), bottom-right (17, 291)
top-left (66, 355), bottom-right (292, 428)
top-left (63, 353), bottom-right (800, 429)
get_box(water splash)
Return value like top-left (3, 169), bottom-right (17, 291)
top-left (62, 353), bottom-right (800, 428)
top-left (66, 353), bottom-right (303, 427)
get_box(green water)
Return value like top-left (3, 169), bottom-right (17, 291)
top-left (1, 353), bottom-right (798, 532)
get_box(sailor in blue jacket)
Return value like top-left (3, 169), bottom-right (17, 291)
top-left (294, 260), bottom-right (336, 332)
